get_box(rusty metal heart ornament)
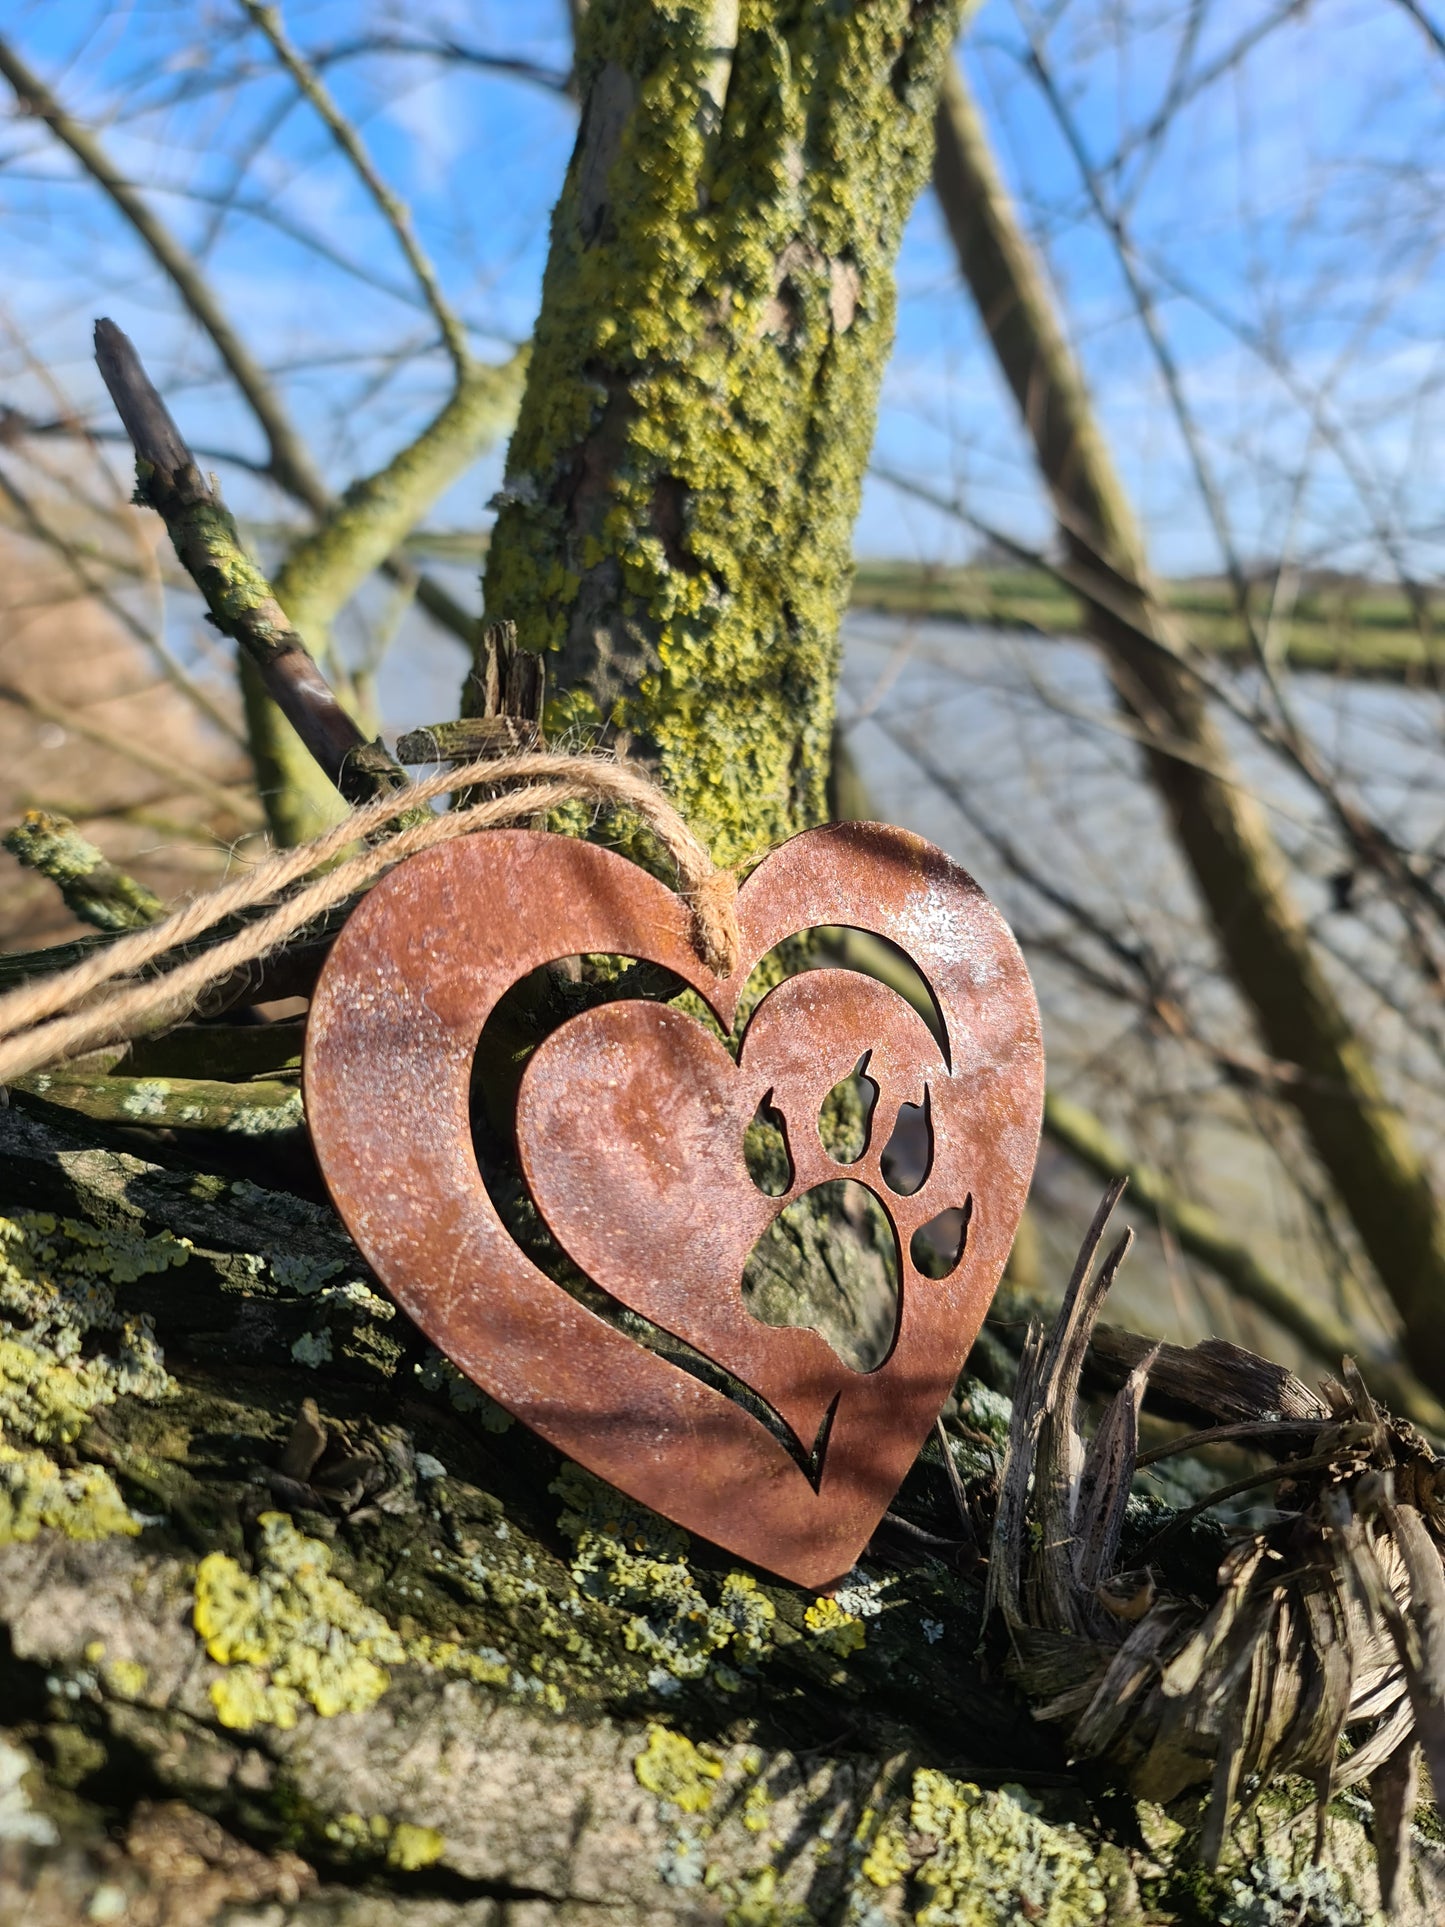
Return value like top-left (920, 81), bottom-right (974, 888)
top-left (303, 823), bottom-right (1043, 1587)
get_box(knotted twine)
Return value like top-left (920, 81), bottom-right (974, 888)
top-left (0, 751), bottom-right (741, 1087)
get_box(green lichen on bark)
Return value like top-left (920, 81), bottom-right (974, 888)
top-left (194, 1511), bottom-right (409, 1730)
top-left (0, 1444), bottom-right (138, 1546)
top-left (0, 1210), bottom-right (177, 1449)
top-left (1, 1114), bottom-right (1435, 1920)
top-left (272, 357), bottom-right (526, 652)
top-left (15, 1071), bottom-right (304, 1139)
top-left (481, 0), bottom-right (963, 864)
top-left (2, 810), bottom-right (162, 933)
top-left (903, 1772), bottom-right (1107, 1926)
top-left (0, 1209), bottom-right (177, 1547)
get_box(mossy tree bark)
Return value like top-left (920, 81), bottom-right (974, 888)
top-left (3, 1101), bottom-right (1434, 1922)
top-left (931, 58), bottom-right (1445, 1397)
top-left (481, 0), bottom-right (961, 865)
top-left (476, 0), bottom-right (972, 1367)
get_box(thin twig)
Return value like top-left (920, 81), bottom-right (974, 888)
top-left (0, 34), bottom-right (328, 513)
top-left (1043, 1089), bottom-right (1445, 1434)
top-left (933, 1417), bottom-right (976, 1546)
top-left (0, 38), bottom-right (485, 657)
top-left (1136, 1437), bottom-right (1376, 1561)
top-left (0, 444), bottom-right (247, 752)
top-left (239, 1), bottom-right (472, 378)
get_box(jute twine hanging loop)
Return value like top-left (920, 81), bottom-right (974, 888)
top-left (0, 751), bottom-right (740, 1087)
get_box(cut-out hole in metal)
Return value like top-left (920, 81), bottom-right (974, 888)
top-left (744, 1091), bottom-right (793, 1197)
top-left (821, 1052), bottom-right (877, 1164)
top-left (747, 927), bottom-right (950, 1061)
top-left (880, 1087), bottom-right (932, 1197)
top-left (742, 1178), bottom-right (899, 1374)
top-left (910, 1195), bottom-right (973, 1279)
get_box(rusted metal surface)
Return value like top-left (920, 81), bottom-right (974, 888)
top-left (304, 822), bottom-right (1044, 1588)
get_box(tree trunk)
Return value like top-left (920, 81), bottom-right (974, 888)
top-left (932, 58), bottom-right (1445, 1396)
top-left (2, 1103), bottom-right (1433, 1923)
top-left (480, 0), bottom-right (960, 863)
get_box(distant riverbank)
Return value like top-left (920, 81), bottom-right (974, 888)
top-left (248, 518), bottom-right (1445, 684)
top-left (849, 559), bottom-right (1443, 683)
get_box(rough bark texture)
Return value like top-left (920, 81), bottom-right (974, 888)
top-left (931, 59), bottom-right (1445, 1398)
top-left (481, 0), bottom-right (962, 865)
top-left (2, 1104), bottom-right (1438, 1923)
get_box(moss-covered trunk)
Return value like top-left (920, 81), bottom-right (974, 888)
top-left (480, 0), bottom-right (960, 863)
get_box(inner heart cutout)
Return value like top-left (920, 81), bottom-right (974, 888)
top-left (304, 822), bottom-right (1043, 1587)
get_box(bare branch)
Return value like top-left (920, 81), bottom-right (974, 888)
top-left (1390, 0), bottom-right (1445, 58)
top-left (931, 56), bottom-right (1445, 1393)
top-left (93, 319), bottom-right (409, 814)
top-left (238, 1), bottom-right (473, 379)
top-left (0, 34), bottom-right (328, 514)
top-left (0, 34), bottom-right (487, 664)
top-left (271, 351), bottom-right (525, 645)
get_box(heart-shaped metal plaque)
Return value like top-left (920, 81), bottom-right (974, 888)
top-left (304, 822), bottom-right (1043, 1587)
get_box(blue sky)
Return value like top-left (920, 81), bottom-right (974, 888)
top-left (4, 0), bottom-right (1445, 579)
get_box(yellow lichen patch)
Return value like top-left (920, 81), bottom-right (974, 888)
top-left (554, 1464), bottom-right (776, 1680)
top-left (712, 1862), bottom-right (813, 1927)
top-left (856, 1808), bottom-right (912, 1890)
top-left (0, 1442), bottom-right (137, 1545)
top-left (740, 1779), bottom-right (772, 1837)
top-left (324, 1811), bottom-right (392, 1857)
top-left (387, 1822), bottom-right (447, 1872)
top-left (409, 1634), bottom-right (511, 1689)
top-left (193, 1515), bottom-right (553, 1732)
top-left (194, 1512), bottom-right (406, 1730)
top-left (717, 1572), bottom-right (776, 1659)
top-left (0, 1211), bottom-right (176, 1448)
top-left (634, 1723), bottom-right (724, 1815)
top-left (908, 1769), bottom-right (1107, 1927)
top-left (102, 1657), bottom-right (149, 1699)
top-left (803, 1596), bottom-right (866, 1656)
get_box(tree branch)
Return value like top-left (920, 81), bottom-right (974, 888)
top-left (931, 59), bottom-right (1445, 1394)
top-left (3, 810), bottom-right (163, 933)
top-left (238, 1), bottom-right (474, 379)
top-left (1041, 1090), bottom-right (1445, 1435)
top-left (93, 319), bottom-right (409, 814)
top-left (271, 353), bottom-right (525, 647)
top-left (0, 32), bottom-right (495, 665)
top-left (0, 457), bottom-right (248, 751)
